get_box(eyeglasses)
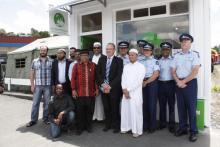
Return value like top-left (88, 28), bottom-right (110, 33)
top-left (93, 47), bottom-right (100, 49)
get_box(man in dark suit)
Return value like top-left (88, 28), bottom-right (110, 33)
top-left (52, 49), bottom-right (72, 95)
top-left (96, 43), bottom-right (123, 133)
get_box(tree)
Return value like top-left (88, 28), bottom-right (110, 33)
top-left (31, 28), bottom-right (40, 37)
top-left (0, 28), bottom-right (6, 36)
top-left (30, 28), bottom-right (50, 38)
top-left (39, 31), bottom-right (50, 38)
top-left (7, 32), bottom-right (16, 36)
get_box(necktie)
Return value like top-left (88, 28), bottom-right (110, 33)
top-left (106, 57), bottom-right (111, 82)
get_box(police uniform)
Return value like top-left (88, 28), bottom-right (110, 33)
top-left (158, 42), bottom-right (175, 132)
top-left (137, 40), bottom-right (147, 62)
top-left (117, 41), bottom-right (130, 65)
top-left (172, 33), bottom-right (200, 141)
top-left (141, 42), bottom-right (160, 132)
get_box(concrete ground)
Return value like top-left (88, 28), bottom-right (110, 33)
top-left (0, 95), bottom-right (219, 147)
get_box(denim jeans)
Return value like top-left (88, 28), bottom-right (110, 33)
top-left (31, 85), bottom-right (52, 122)
top-left (50, 111), bottom-right (75, 138)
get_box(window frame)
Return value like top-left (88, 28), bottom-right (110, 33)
top-left (113, 0), bottom-right (190, 46)
top-left (15, 58), bottom-right (26, 68)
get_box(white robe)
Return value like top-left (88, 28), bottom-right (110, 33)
top-left (121, 61), bottom-right (145, 135)
top-left (92, 54), bottom-right (105, 121)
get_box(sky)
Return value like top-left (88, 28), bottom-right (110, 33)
top-left (0, 0), bottom-right (219, 46)
top-left (0, 0), bottom-right (68, 34)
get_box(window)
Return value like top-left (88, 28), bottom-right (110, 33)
top-left (116, 15), bottom-right (189, 56)
top-left (170, 1), bottom-right (189, 15)
top-left (134, 8), bottom-right (149, 18)
top-left (116, 9), bottom-right (131, 22)
top-left (150, 5), bottom-right (166, 16)
top-left (82, 12), bottom-right (102, 32)
top-left (15, 58), bottom-right (26, 68)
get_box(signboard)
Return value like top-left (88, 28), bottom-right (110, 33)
top-left (49, 9), bottom-right (69, 35)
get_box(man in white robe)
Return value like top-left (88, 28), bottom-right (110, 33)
top-left (92, 42), bottom-right (105, 121)
top-left (121, 48), bottom-right (146, 138)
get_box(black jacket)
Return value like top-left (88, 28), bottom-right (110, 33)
top-left (48, 94), bottom-right (75, 121)
top-left (96, 55), bottom-right (123, 91)
top-left (51, 59), bottom-right (72, 93)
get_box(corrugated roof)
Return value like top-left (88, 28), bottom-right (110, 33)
top-left (8, 36), bottom-right (69, 54)
top-left (0, 36), bottom-right (37, 43)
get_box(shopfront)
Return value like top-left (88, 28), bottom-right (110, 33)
top-left (54, 0), bottom-right (211, 127)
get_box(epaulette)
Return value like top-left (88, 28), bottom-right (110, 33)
top-left (173, 52), bottom-right (180, 56)
top-left (192, 50), bottom-right (200, 58)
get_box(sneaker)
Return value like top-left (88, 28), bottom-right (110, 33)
top-left (26, 121), bottom-right (36, 127)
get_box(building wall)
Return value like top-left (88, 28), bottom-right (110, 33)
top-left (0, 47), bottom-right (18, 54)
top-left (69, 0), bottom-right (210, 126)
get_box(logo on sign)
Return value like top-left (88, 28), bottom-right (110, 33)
top-left (54, 13), bottom-right (65, 27)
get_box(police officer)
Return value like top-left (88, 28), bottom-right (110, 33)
top-left (158, 42), bottom-right (175, 133)
top-left (141, 42), bottom-right (160, 133)
top-left (171, 33), bottom-right (200, 142)
top-left (117, 41), bottom-right (130, 65)
top-left (137, 40), bottom-right (147, 62)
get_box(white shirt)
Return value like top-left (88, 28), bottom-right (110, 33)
top-left (92, 54), bottom-right (101, 64)
top-left (58, 59), bottom-right (66, 83)
top-left (68, 60), bottom-right (77, 81)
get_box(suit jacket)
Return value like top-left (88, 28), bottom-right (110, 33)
top-left (96, 55), bottom-right (123, 95)
top-left (52, 59), bottom-right (72, 93)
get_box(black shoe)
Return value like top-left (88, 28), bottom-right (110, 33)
top-left (143, 127), bottom-right (149, 132)
top-left (175, 129), bottom-right (188, 137)
top-left (148, 128), bottom-right (156, 134)
top-left (43, 120), bottom-right (50, 125)
top-left (169, 127), bottom-right (175, 133)
top-left (103, 126), bottom-right (111, 132)
top-left (76, 130), bottom-right (83, 135)
top-left (159, 125), bottom-right (166, 130)
top-left (26, 121), bottom-right (36, 127)
top-left (189, 133), bottom-right (197, 142)
top-left (113, 128), bottom-right (120, 133)
top-left (86, 127), bottom-right (93, 133)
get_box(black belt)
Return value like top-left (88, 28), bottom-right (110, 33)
top-left (159, 80), bottom-right (174, 83)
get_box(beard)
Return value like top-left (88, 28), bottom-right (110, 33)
top-left (40, 53), bottom-right (47, 57)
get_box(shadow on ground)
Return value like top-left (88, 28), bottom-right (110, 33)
top-left (16, 121), bottom-right (210, 147)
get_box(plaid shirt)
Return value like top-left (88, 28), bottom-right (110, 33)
top-left (31, 57), bottom-right (53, 86)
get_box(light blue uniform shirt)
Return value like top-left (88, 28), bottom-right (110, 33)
top-left (140, 56), bottom-right (160, 78)
top-left (138, 53), bottom-right (145, 62)
top-left (159, 56), bottom-right (174, 81)
top-left (118, 54), bottom-right (130, 66)
top-left (171, 50), bottom-right (200, 78)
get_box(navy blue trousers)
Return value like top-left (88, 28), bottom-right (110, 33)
top-left (176, 79), bottom-right (198, 133)
top-left (158, 80), bottom-right (176, 128)
top-left (143, 79), bottom-right (158, 130)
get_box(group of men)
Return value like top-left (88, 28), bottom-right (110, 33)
top-left (26, 33), bottom-right (200, 142)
